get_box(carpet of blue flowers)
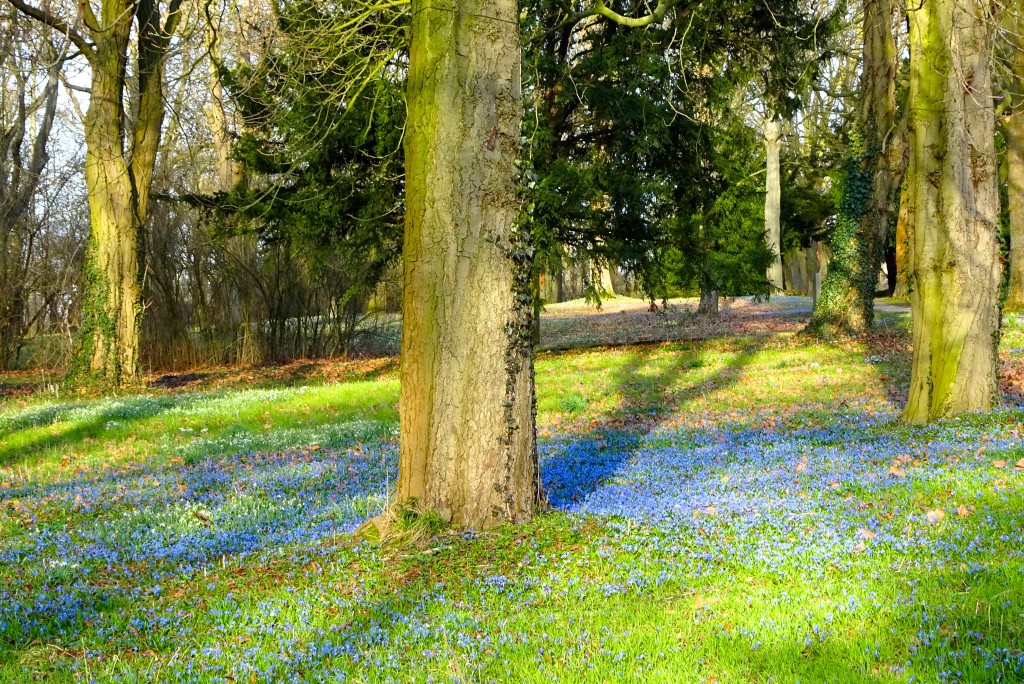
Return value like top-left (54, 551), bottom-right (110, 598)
top-left (2, 398), bottom-right (1023, 683)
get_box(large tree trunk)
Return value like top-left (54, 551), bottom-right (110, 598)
top-left (807, 0), bottom-right (898, 335)
top-left (398, 0), bottom-right (539, 529)
top-left (594, 259), bottom-right (616, 297)
top-left (205, 18), bottom-right (244, 193)
top-left (902, 0), bottom-right (1002, 423)
top-left (80, 23), bottom-right (142, 384)
top-left (764, 118), bottom-right (784, 291)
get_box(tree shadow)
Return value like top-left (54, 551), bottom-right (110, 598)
top-left (0, 396), bottom-right (177, 469)
top-left (542, 336), bottom-right (770, 508)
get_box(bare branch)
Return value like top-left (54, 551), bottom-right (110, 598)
top-left (6, 0), bottom-right (94, 60)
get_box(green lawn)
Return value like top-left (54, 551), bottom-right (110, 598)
top-left (1, 303), bottom-right (1023, 683)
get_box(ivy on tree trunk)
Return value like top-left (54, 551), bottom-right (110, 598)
top-left (807, 0), bottom-right (898, 336)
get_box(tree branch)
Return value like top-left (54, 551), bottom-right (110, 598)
top-left (578, 0), bottom-right (690, 28)
top-left (6, 0), bottom-right (94, 60)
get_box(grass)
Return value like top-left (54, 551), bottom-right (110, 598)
top-left (1, 298), bottom-right (1024, 683)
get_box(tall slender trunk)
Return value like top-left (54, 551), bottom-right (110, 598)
top-left (398, 0), bottom-right (538, 529)
top-left (764, 118), bottom-right (784, 291)
top-left (0, 27), bottom-right (60, 369)
top-left (1007, 112), bottom-right (1024, 312)
top-left (1003, 5), bottom-right (1024, 312)
top-left (808, 0), bottom-right (898, 335)
top-left (902, 0), bottom-right (1002, 423)
top-left (892, 176), bottom-right (911, 298)
top-left (205, 19), bottom-right (244, 193)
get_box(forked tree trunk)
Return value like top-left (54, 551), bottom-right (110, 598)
top-left (81, 26), bottom-right (142, 384)
top-left (764, 118), bottom-right (784, 291)
top-left (808, 0), bottom-right (898, 335)
top-left (398, 0), bottom-right (539, 529)
top-left (902, 0), bottom-right (1002, 423)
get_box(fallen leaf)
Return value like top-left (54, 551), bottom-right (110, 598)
top-left (956, 505), bottom-right (970, 518)
top-left (926, 509), bottom-right (946, 524)
top-left (1016, 458), bottom-right (1024, 471)
top-left (888, 465), bottom-right (906, 477)
top-left (694, 595), bottom-right (720, 610)
top-left (857, 528), bottom-right (876, 540)
top-left (994, 460), bottom-right (1007, 469)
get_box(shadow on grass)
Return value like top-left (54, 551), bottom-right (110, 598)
top-left (0, 396), bottom-right (180, 469)
top-left (542, 336), bottom-right (768, 506)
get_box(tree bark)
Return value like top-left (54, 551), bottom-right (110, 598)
top-left (81, 13), bottom-right (142, 384)
top-left (807, 0), bottom-right (898, 335)
top-left (697, 278), bottom-right (719, 315)
top-left (1003, 5), bottom-right (1024, 312)
top-left (892, 176), bottom-right (911, 299)
top-left (595, 259), bottom-right (616, 297)
top-left (764, 118), bottom-right (784, 291)
top-left (902, 0), bottom-right (1002, 423)
top-left (398, 0), bottom-right (539, 529)
top-left (205, 16), bottom-right (244, 193)
top-left (1007, 111), bottom-right (1024, 312)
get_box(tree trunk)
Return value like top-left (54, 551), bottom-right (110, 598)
top-left (80, 30), bottom-right (142, 384)
top-left (892, 177), bottom-right (911, 299)
top-left (764, 118), bottom-right (784, 291)
top-left (1007, 112), bottom-right (1024, 312)
top-left (697, 277), bottom-right (719, 315)
top-left (398, 0), bottom-right (538, 529)
top-left (902, 0), bottom-right (1002, 423)
top-left (0, 27), bottom-right (60, 370)
top-left (1003, 5), bottom-right (1024, 312)
top-left (206, 18), bottom-right (244, 193)
top-left (808, 0), bottom-right (898, 335)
